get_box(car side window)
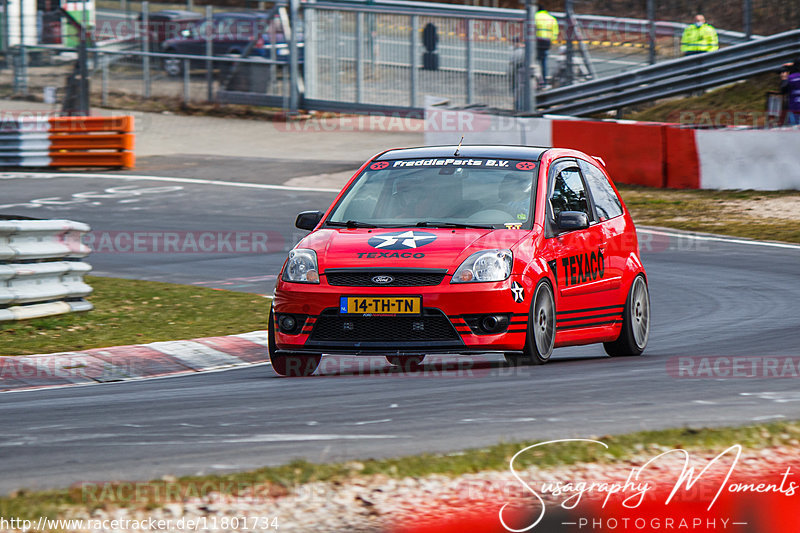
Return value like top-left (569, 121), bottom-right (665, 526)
top-left (215, 20), bottom-right (227, 36)
top-left (579, 160), bottom-right (623, 221)
top-left (233, 20), bottom-right (254, 38)
top-left (549, 162), bottom-right (591, 221)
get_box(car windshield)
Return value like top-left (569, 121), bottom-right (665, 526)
top-left (327, 158), bottom-right (538, 229)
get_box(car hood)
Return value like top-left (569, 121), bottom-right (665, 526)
top-left (298, 228), bottom-right (530, 272)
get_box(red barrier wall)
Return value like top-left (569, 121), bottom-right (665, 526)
top-left (664, 126), bottom-right (701, 189)
top-left (551, 120), bottom-right (667, 188)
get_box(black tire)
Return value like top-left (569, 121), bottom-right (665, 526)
top-left (604, 274), bottom-right (650, 357)
top-left (268, 308), bottom-right (321, 377)
top-left (163, 50), bottom-right (182, 77)
top-left (217, 51), bottom-right (238, 80)
top-left (386, 355), bottom-right (425, 371)
top-left (505, 280), bottom-right (555, 366)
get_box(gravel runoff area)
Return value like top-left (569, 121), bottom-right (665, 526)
top-left (20, 444), bottom-right (796, 533)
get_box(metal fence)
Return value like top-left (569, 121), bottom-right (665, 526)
top-left (0, 0), bottom-right (771, 116)
top-left (0, 44), bottom-right (291, 109)
top-left (304, 6), bottom-right (519, 111)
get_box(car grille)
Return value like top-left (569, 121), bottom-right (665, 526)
top-left (325, 270), bottom-right (447, 287)
top-left (309, 309), bottom-right (459, 342)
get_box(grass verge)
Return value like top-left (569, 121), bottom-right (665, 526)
top-left (0, 276), bottom-right (270, 356)
top-left (1, 420), bottom-right (799, 520)
top-left (617, 185), bottom-right (800, 244)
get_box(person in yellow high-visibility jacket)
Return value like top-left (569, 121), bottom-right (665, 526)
top-left (534, 8), bottom-right (559, 83)
top-left (681, 14), bottom-right (719, 55)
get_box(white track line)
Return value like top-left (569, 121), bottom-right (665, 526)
top-left (0, 171), bottom-right (341, 193)
top-left (6, 172), bottom-right (798, 251)
top-left (1, 361), bottom-right (273, 395)
top-left (638, 227), bottom-right (800, 252)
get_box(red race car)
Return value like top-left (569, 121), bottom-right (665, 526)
top-left (269, 145), bottom-right (650, 376)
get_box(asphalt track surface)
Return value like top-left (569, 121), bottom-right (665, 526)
top-left (2, 162), bottom-right (800, 494)
top-left (0, 159), bottom-right (351, 293)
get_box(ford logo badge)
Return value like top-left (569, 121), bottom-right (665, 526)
top-left (372, 275), bottom-right (394, 285)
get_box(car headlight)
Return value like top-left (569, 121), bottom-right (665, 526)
top-left (282, 249), bottom-right (319, 283)
top-left (451, 249), bottom-right (513, 283)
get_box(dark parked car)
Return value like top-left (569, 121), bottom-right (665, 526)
top-left (160, 11), bottom-right (303, 76)
top-left (138, 10), bottom-right (204, 47)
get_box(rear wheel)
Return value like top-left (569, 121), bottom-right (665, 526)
top-left (268, 308), bottom-right (321, 377)
top-left (604, 274), bottom-right (650, 357)
top-left (505, 280), bottom-right (555, 366)
top-left (386, 355), bottom-right (425, 371)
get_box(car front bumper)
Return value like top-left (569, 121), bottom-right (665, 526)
top-left (272, 278), bottom-right (531, 355)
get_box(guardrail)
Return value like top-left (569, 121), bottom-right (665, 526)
top-left (0, 115), bottom-right (135, 168)
top-left (0, 219), bottom-right (93, 322)
top-left (537, 29), bottom-right (800, 116)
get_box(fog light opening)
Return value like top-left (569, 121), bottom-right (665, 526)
top-left (278, 314), bottom-right (301, 334)
top-left (480, 314), bottom-right (509, 334)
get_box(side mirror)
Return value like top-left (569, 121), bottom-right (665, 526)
top-left (556, 211), bottom-right (589, 232)
top-left (295, 210), bottom-right (323, 231)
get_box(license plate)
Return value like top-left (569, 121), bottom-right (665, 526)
top-left (340, 296), bottom-right (421, 315)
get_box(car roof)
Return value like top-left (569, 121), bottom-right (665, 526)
top-left (213, 11), bottom-right (273, 19)
top-left (153, 10), bottom-right (203, 17)
top-left (140, 9), bottom-right (203, 20)
top-left (374, 145), bottom-right (549, 161)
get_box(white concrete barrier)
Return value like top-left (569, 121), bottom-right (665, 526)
top-left (0, 219), bottom-right (93, 321)
top-left (696, 128), bottom-right (800, 190)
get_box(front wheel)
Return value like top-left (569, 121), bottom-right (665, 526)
top-left (604, 274), bottom-right (650, 357)
top-left (268, 308), bottom-right (321, 377)
top-left (163, 52), bottom-right (182, 77)
top-left (505, 280), bottom-right (555, 366)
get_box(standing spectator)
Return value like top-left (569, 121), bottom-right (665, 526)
top-left (681, 14), bottom-right (719, 56)
top-left (509, 37), bottom-right (527, 112)
top-left (780, 59), bottom-right (800, 126)
top-left (535, 6), bottom-right (559, 85)
top-left (509, 35), bottom-right (542, 112)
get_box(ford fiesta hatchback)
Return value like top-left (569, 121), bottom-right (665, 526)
top-left (269, 145), bottom-right (650, 376)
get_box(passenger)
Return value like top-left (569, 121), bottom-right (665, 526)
top-left (498, 173), bottom-right (532, 221)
